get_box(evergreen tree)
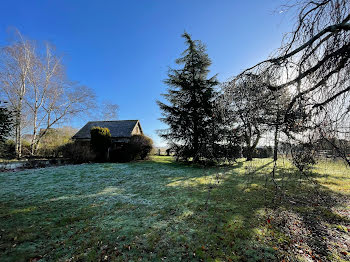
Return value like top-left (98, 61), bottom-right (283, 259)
top-left (157, 33), bottom-right (218, 162)
top-left (0, 101), bottom-right (14, 143)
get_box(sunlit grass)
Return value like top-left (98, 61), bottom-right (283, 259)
top-left (0, 156), bottom-right (349, 261)
top-left (312, 159), bottom-right (350, 193)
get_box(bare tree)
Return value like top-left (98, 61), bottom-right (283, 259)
top-left (222, 74), bottom-right (270, 160)
top-left (224, 0), bottom-right (350, 166)
top-left (0, 31), bottom-right (35, 158)
top-left (100, 101), bottom-right (119, 120)
top-left (25, 43), bottom-right (63, 155)
top-left (249, 1), bottom-right (348, 125)
top-left (31, 83), bottom-right (96, 153)
top-left (88, 100), bottom-right (119, 122)
top-left (1, 30), bottom-right (97, 156)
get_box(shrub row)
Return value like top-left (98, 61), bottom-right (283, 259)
top-left (59, 134), bottom-right (153, 163)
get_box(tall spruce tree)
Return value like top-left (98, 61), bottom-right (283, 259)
top-left (157, 33), bottom-right (218, 162)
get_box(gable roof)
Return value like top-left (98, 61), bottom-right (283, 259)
top-left (72, 120), bottom-right (142, 139)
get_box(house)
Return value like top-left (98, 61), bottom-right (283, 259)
top-left (72, 120), bottom-right (143, 145)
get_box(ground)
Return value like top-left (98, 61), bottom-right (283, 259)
top-left (0, 156), bottom-right (349, 261)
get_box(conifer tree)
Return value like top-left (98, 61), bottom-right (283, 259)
top-left (157, 33), bottom-right (218, 162)
top-left (0, 101), bottom-right (14, 143)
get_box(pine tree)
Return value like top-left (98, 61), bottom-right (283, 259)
top-left (157, 33), bottom-right (218, 162)
top-left (0, 101), bottom-right (14, 143)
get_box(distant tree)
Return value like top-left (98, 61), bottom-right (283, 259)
top-left (291, 142), bottom-right (317, 174)
top-left (90, 126), bottom-right (111, 161)
top-left (166, 148), bottom-right (171, 156)
top-left (91, 100), bottom-right (119, 121)
top-left (101, 101), bottom-right (119, 120)
top-left (223, 70), bottom-right (294, 169)
top-left (157, 32), bottom-right (219, 162)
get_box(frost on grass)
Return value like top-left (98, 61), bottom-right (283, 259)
top-left (0, 157), bottom-right (349, 261)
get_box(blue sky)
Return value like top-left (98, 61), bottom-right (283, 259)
top-left (0, 0), bottom-right (292, 146)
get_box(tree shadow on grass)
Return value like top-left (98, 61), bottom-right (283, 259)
top-left (0, 159), bottom-right (349, 261)
top-left (153, 160), bottom-right (350, 261)
top-left (250, 166), bottom-right (350, 261)
top-left (271, 163), bottom-right (347, 256)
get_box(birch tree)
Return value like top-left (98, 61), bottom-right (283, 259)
top-left (25, 43), bottom-right (64, 154)
top-left (1, 30), bottom-right (97, 156)
top-left (0, 32), bottom-right (34, 158)
top-left (29, 82), bottom-right (95, 154)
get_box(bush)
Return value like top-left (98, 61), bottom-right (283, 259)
top-left (128, 135), bottom-right (153, 160)
top-left (0, 139), bottom-right (33, 159)
top-left (21, 140), bottom-right (32, 157)
top-left (0, 140), bottom-right (16, 159)
top-left (36, 146), bottom-right (61, 158)
top-left (291, 143), bottom-right (316, 173)
top-left (256, 146), bottom-right (273, 158)
top-left (36, 127), bottom-right (77, 158)
top-left (90, 127), bottom-right (111, 161)
top-left (59, 141), bottom-right (96, 163)
top-left (242, 146), bottom-right (273, 159)
top-left (110, 135), bottom-right (153, 162)
top-left (222, 144), bottom-right (242, 162)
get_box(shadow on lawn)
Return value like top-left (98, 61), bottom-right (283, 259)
top-left (274, 168), bottom-right (350, 260)
top-left (153, 159), bottom-right (349, 261)
top-left (0, 159), bottom-right (349, 261)
top-left (120, 158), bottom-right (349, 261)
top-left (215, 164), bottom-right (349, 261)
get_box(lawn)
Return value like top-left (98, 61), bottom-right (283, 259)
top-left (0, 156), bottom-right (349, 261)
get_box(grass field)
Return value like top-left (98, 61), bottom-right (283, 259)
top-left (0, 156), bottom-right (349, 261)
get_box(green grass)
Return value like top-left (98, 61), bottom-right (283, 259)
top-left (0, 156), bottom-right (349, 261)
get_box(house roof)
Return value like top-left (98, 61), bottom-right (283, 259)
top-left (72, 120), bottom-right (142, 139)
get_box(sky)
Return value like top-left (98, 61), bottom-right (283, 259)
top-left (0, 0), bottom-right (293, 146)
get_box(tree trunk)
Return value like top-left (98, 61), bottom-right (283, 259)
top-left (30, 110), bottom-right (38, 156)
top-left (271, 121), bottom-right (280, 182)
top-left (273, 122), bottom-right (279, 162)
top-left (193, 120), bottom-right (200, 163)
top-left (15, 100), bottom-right (22, 159)
top-left (273, 127), bottom-right (279, 162)
top-left (246, 148), bottom-right (253, 161)
top-left (244, 128), bottom-right (260, 161)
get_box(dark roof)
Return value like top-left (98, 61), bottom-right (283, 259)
top-left (72, 120), bottom-right (141, 139)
